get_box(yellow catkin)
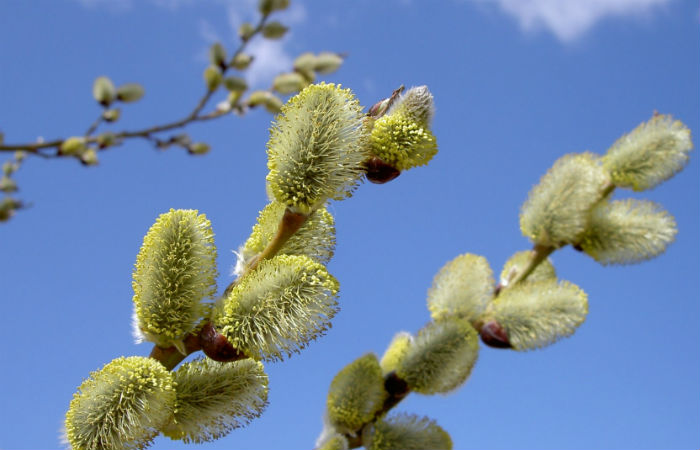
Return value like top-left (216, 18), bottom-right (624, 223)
top-left (326, 353), bottom-right (388, 434)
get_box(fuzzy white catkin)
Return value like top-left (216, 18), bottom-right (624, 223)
top-left (427, 253), bottom-right (494, 323)
top-left (396, 317), bottom-right (479, 394)
top-left (580, 199), bottom-right (677, 265)
top-left (603, 114), bottom-right (693, 191)
top-left (520, 152), bottom-right (610, 247)
top-left (491, 279), bottom-right (588, 350)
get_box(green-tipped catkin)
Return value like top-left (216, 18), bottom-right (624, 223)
top-left (520, 152), bottom-right (610, 247)
top-left (317, 433), bottom-right (349, 450)
top-left (65, 356), bottom-right (176, 450)
top-left (380, 331), bottom-right (413, 375)
top-left (492, 280), bottom-right (588, 350)
top-left (132, 209), bottom-right (217, 349)
top-left (266, 83), bottom-right (366, 214)
top-left (370, 112), bottom-right (438, 171)
top-left (262, 21), bottom-right (288, 39)
top-left (209, 42), bottom-right (227, 67)
top-left (427, 253), bottom-right (494, 323)
top-left (396, 317), bottom-right (479, 394)
top-left (60, 137), bottom-right (86, 156)
top-left (238, 202), bottom-right (335, 274)
top-left (602, 114), bottom-right (693, 191)
top-left (362, 413), bottom-right (452, 450)
top-left (116, 83), bottom-right (145, 103)
top-left (326, 353), bottom-right (388, 434)
top-left (162, 358), bottom-right (268, 443)
top-left (294, 52), bottom-right (317, 72)
top-left (387, 86), bottom-right (435, 126)
top-left (204, 65), bottom-right (222, 91)
top-left (500, 250), bottom-right (556, 287)
top-left (93, 76), bottom-right (115, 106)
top-left (273, 72), bottom-right (307, 95)
top-left (215, 254), bottom-right (339, 361)
top-left (580, 199), bottom-right (677, 265)
top-left (313, 52), bottom-right (343, 74)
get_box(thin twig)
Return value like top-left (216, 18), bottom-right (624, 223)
top-left (0, 13), bottom-right (271, 157)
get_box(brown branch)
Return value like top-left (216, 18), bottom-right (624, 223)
top-left (0, 13), bottom-right (271, 157)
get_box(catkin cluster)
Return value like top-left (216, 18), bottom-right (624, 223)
top-left (66, 81), bottom-right (441, 450)
top-left (316, 113), bottom-right (692, 449)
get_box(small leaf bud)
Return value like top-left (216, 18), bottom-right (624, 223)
top-left (0, 197), bottom-right (21, 222)
top-left (231, 52), bottom-right (254, 70)
top-left (364, 156), bottom-right (401, 184)
top-left (188, 142), bottom-right (211, 155)
top-left (116, 83), bottom-right (145, 103)
top-left (247, 90), bottom-right (272, 107)
top-left (224, 76), bottom-right (248, 92)
top-left (262, 21), bottom-right (288, 39)
top-left (0, 176), bottom-right (17, 193)
top-left (263, 95), bottom-right (283, 114)
top-left (296, 67), bottom-right (316, 83)
top-left (314, 52), bottom-right (343, 74)
top-left (2, 161), bottom-right (17, 176)
top-left (226, 90), bottom-right (243, 108)
top-left (258, 0), bottom-right (289, 15)
top-left (96, 132), bottom-right (116, 149)
top-left (238, 23), bottom-right (255, 41)
top-left (14, 151), bottom-right (26, 163)
top-left (60, 137), bottom-right (86, 156)
top-left (209, 42), bottom-right (227, 69)
top-left (380, 331), bottom-right (413, 375)
top-left (204, 65), bottom-right (223, 91)
top-left (389, 85), bottom-right (435, 126)
top-left (499, 250), bottom-right (556, 288)
top-left (80, 148), bottom-right (99, 166)
top-left (272, 72), bottom-right (306, 95)
top-left (102, 108), bottom-right (121, 122)
top-left (92, 75), bottom-right (115, 106)
top-left (479, 320), bottom-right (511, 349)
top-left (294, 52), bottom-right (317, 72)
top-left (199, 322), bottom-right (245, 362)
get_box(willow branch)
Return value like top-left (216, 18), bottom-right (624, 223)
top-left (0, 14), bottom-right (271, 156)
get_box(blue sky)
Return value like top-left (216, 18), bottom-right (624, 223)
top-left (0, 0), bottom-right (698, 449)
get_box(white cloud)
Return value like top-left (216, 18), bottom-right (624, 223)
top-left (243, 39), bottom-right (294, 88)
top-left (479, 0), bottom-right (673, 42)
top-left (219, 1), bottom-right (307, 88)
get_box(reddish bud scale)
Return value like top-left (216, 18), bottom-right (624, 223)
top-left (200, 322), bottom-right (246, 362)
top-left (480, 321), bottom-right (512, 349)
top-left (365, 157), bottom-right (401, 184)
